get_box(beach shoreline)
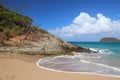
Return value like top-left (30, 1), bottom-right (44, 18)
top-left (36, 58), bottom-right (120, 78)
top-left (0, 53), bottom-right (120, 80)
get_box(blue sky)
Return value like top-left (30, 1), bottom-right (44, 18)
top-left (3, 0), bottom-right (120, 41)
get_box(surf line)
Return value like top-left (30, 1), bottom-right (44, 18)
top-left (36, 57), bottom-right (120, 78)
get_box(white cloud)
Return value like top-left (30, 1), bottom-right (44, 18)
top-left (49, 12), bottom-right (120, 41)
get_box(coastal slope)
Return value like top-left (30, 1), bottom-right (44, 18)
top-left (0, 4), bottom-right (91, 54)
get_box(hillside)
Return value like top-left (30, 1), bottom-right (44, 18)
top-left (0, 4), bottom-right (47, 44)
top-left (0, 4), bottom-right (93, 54)
top-left (100, 37), bottom-right (120, 42)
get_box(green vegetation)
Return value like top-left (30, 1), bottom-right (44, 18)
top-left (0, 4), bottom-right (48, 44)
top-left (0, 4), bottom-right (33, 34)
top-left (100, 37), bottom-right (120, 42)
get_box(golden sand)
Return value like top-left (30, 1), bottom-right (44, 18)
top-left (0, 53), bottom-right (120, 80)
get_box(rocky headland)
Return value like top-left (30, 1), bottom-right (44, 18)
top-left (0, 4), bottom-right (93, 55)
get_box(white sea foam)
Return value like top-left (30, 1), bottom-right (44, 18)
top-left (80, 59), bottom-right (120, 72)
top-left (36, 48), bottom-right (120, 78)
top-left (89, 48), bottom-right (98, 52)
top-left (74, 48), bottom-right (113, 58)
top-left (89, 48), bottom-right (114, 55)
top-left (74, 53), bottom-right (101, 59)
top-left (36, 58), bottom-right (120, 78)
top-left (98, 49), bottom-right (113, 55)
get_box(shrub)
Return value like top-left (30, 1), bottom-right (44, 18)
top-left (0, 19), bottom-right (9, 26)
top-left (39, 28), bottom-right (48, 34)
top-left (12, 26), bottom-right (23, 35)
top-left (30, 26), bottom-right (37, 32)
top-left (3, 27), bottom-right (10, 36)
top-left (0, 26), bottom-right (3, 31)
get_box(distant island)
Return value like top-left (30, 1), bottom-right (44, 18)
top-left (100, 37), bottom-right (120, 42)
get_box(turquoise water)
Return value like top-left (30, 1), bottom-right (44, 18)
top-left (37, 42), bottom-right (120, 77)
top-left (69, 42), bottom-right (120, 57)
top-left (69, 42), bottom-right (120, 68)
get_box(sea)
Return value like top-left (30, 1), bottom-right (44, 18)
top-left (37, 42), bottom-right (120, 77)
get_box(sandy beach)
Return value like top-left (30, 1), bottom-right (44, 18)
top-left (0, 53), bottom-right (120, 80)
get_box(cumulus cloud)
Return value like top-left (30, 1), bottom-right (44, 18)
top-left (49, 12), bottom-right (120, 41)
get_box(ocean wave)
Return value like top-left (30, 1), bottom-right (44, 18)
top-left (98, 49), bottom-right (113, 55)
top-left (89, 48), bottom-right (98, 52)
top-left (38, 55), bottom-right (76, 64)
top-left (36, 56), bottom-right (120, 78)
top-left (80, 59), bottom-right (120, 72)
top-left (74, 53), bottom-right (101, 59)
top-left (89, 48), bottom-right (114, 55)
top-left (73, 48), bottom-right (114, 59)
top-left (36, 47), bottom-right (119, 78)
